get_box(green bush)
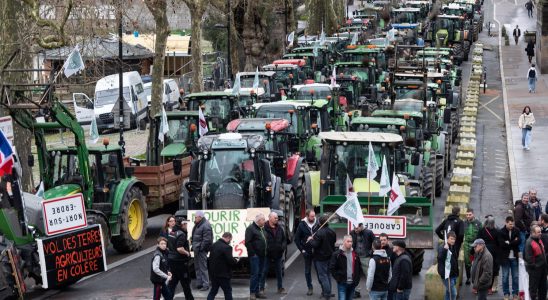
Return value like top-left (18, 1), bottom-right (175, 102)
top-left (502, 25), bottom-right (507, 37)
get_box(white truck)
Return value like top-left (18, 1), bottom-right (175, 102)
top-left (144, 78), bottom-right (180, 111)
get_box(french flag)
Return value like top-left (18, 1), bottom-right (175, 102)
top-left (0, 129), bottom-right (13, 176)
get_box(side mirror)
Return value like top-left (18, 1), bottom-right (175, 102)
top-left (125, 167), bottom-right (135, 177)
top-left (86, 102), bottom-right (94, 109)
top-left (411, 152), bottom-right (421, 166)
top-left (28, 155), bottom-right (34, 167)
top-left (173, 159), bottom-right (182, 176)
top-left (108, 154), bottom-right (118, 167)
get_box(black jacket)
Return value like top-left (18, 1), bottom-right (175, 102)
top-left (477, 227), bottom-right (500, 263)
top-left (514, 200), bottom-right (533, 232)
top-left (435, 214), bottom-right (464, 247)
top-left (329, 248), bottom-right (362, 285)
top-left (437, 244), bottom-right (459, 279)
top-left (389, 252), bottom-right (413, 291)
top-left (191, 218), bottom-right (213, 253)
top-left (295, 218), bottom-right (319, 254)
top-left (309, 226), bottom-right (337, 261)
top-left (498, 225), bottom-right (521, 261)
top-left (150, 248), bottom-right (170, 284)
top-left (208, 238), bottom-right (237, 279)
top-left (245, 222), bottom-right (267, 257)
top-left (541, 226), bottom-right (548, 256)
top-left (264, 222), bottom-right (287, 259)
top-left (350, 229), bottom-right (375, 257)
top-left (167, 226), bottom-right (191, 263)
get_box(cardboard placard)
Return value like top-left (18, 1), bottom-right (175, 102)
top-left (36, 224), bottom-right (107, 289)
top-left (42, 193), bottom-right (87, 236)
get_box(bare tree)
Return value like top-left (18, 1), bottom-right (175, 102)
top-left (21, 0), bottom-right (74, 49)
top-left (306, 0), bottom-right (342, 35)
top-left (179, 0), bottom-right (207, 92)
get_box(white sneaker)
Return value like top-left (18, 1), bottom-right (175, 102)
top-left (526, 147), bottom-right (530, 150)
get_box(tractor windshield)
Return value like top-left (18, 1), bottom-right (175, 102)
top-left (50, 151), bottom-right (83, 187)
top-left (203, 149), bottom-right (255, 208)
top-left (95, 87), bottom-right (131, 107)
top-left (165, 119), bottom-right (193, 143)
top-left (295, 87), bottom-right (332, 100)
top-left (395, 88), bottom-right (427, 101)
top-left (240, 77), bottom-right (272, 95)
top-left (187, 98), bottom-right (231, 120)
top-left (393, 99), bottom-right (424, 111)
top-left (255, 107), bottom-right (298, 133)
top-left (393, 12), bottom-right (417, 23)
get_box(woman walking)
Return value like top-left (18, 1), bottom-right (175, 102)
top-left (518, 106), bottom-right (535, 150)
top-left (526, 41), bottom-right (535, 63)
top-left (476, 216), bottom-right (500, 295)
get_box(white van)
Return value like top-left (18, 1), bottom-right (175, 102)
top-left (73, 92), bottom-right (94, 124)
top-left (144, 78), bottom-right (180, 110)
top-left (94, 71), bottom-right (148, 131)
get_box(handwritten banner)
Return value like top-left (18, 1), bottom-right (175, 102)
top-left (36, 224), bottom-right (107, 289)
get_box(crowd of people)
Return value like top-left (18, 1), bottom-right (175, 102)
top-left (435, 189), bottom-right (548, 300)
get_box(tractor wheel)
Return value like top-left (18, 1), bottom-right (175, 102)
top-left (464, 41), bottom-right (471, 61)
top-left (296, 164), bottom-right (310, 220)
top-left (451, 111), bottom-right (459, 143)
top-left (112, 187), bottom-right (148, 253)
top-left (0, 252), bottom-right (18, 300)
top-left (444, 128), bottom-right (452, 176)
top-left (453, 44), bottom-right (463, 64)
top-left (87, 213), bottom-right (110, 249)
top-left (435, 156), bottom-right (444, 197)
top-left (472, 24), bottom-right (479, 42)
top-left (409, 248), bottom-right (425, 275)
top-left (280, 188), bottom-right (296, 243)
top-left (422, 159), bottom-right (434, 200)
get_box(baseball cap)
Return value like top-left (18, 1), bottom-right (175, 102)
top-left (471, 239), bottom-right (486, 247)
top-left (392, 240), bottom-right (406, 249)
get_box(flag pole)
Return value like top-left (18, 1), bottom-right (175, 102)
top-left (306, 213), bottom-right (338, 242)
top-left (368, 178), bottom-right (371, 214)
top-left (383, 194), bottom-right (386, 215)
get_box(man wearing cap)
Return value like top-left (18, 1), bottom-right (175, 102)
top-left (389, 240), bottom-right (412, 300)
top-left (191, 211), bottom-right (213, 291)
top-left (471, 239), bottom-right (493, 300)
top-left (167, 215), bottom-right (194, 299)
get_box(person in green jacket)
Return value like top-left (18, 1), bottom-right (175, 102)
top-left (464, 208), bottom-right (482, 285)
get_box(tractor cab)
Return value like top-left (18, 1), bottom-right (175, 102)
top-left (350, 116), bottom-right (407, 135)
top-left (334, 61), bottom-right (380, 109)
top-left (237, 71), bottom-right (281, 102)
top-left (183, 91), bottom-right (241, 133)
top-left (263, 61), bottom-right (305, 91)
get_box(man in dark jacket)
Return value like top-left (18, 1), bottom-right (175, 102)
top-left (437, 231), bottom-right (459, 300)
top-left (191, 211), bottom-right (213, 291)
top-left (329, 235), bottom-right (362, 300)
top-left (366, 239), bottom-right (392, 299)
top-left (463, 208), bottom-right (482, 285)
top-left (308, 214), bottom-right (337, 300)
top-left (294, 209), bottom-right (319, 295)
top-left (245, 213), bottom-right (268, 300)
top-left (498, 216), bottom-right (521, 300)
top-left (389, 240), bottom-right (412, 300)
top-left (264, 211), bottom-right (287, 294)
top-left (167, 216), bottom-right (193, 299)
top-left (524, 225), bottom-right (547, 300)
top-left (207, 232), bottom-right (238, 300)
top-left (350, 223), bottom-right (375, 298)
top-left (435, 206), bottom-right (465, 258)
top-left (539, 214), bottom-right (548, 257)
top-left (471, 239), bottom-right (493, 300)
top-left (514, 193), bottom-right (533, 252)
top-left (529, 189), bottom-right (542, 221)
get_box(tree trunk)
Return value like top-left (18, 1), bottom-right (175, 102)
top-left (189, 8), bottom-right (205, 92)
top-left (306, 0), bottom-right (340, 35)
top-left (229, 7), bottom-right (239, 78)
top-left (0, 1), bottom-right (33, 191)
top-left (242, 0), bottom-right (269, 70)
top-left (144, 0), bottom-right (169, 165)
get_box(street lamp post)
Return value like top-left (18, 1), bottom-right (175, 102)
top-left (227, 0), bottom-right (232, 81)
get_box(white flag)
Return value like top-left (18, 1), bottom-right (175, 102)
top-left (287, 31), bottom-right (295, 44)
top-left (252, 67), bottom-right (260, 91)
top-left (387, 172), bottom-right (406, 215)
top-left (319, 27), bottom-right (326, 46)
top-left (444, 231), bottom-right (452, 279)
top-left (335, 192), bottom-right (365, 228)
top-left (379, 155), bottom-right (390, 195)
top-left (346, 174), bottom-right (353, 195)
top-left (90, 117), bottom-right (99, 144)
top-left (351, 32), bottom-right (358, 45)
top-left (199, 107), bottom-right (208, 137)
top-left (63, 45), bottom-right (85, 78)
top-left (232, 74), bottom-right (241, 96)
top-left (367, 142), bottom-right (379, 180)
top-left (330, 66), bottom-right (337, 88)
top-left (158, 106), bottom-right (169, 143)
top-left (35, 181), bottom-right (44, 198)
top-left (313, 41), bottom-right (319, 57)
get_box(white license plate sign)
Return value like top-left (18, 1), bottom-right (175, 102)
top-left (42, 194), bottom-right (87, 236)
top-left (349, 215), bottom-right (407, 238)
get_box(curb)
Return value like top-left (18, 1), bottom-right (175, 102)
top-left (493, 0), bottom-right (518, 201)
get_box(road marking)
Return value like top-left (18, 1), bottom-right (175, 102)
top-left (285, 249), bottom-right (301, 269)
top-left (479, 104), bottom-right (504, 122)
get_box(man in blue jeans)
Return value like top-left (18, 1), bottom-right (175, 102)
top-left (245, 213), bottom-right (268, 300)
top-left (294, 209), bottom-right (320, 295)
top-left (308, 214), bottom-right (337, 300)
top-left (437, 231), bottom-right (459, 300)
top-left (498, 216), bottom-right (521, 300)
top-left (366, 239), bottom-right (392, 300)
top-left (514, 193), bottom-right (533, 252)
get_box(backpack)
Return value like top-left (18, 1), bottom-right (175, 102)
top-left (529, 69), bottom-right (536, 78)
top-left (526, 1), bottom-right (532, 9)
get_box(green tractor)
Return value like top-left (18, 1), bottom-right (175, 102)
top-left (182, 91), bottom-right (244, 133)
top-left (425, 14), bottom-right (472, 63)
top-left (226, 118), bottom-right (314, 222)
top-left (442, 2), bottom-right (482, 42)
top-left (313, 131), bottom-right (433, 274)
top-left (9, 101), bottom-right (149, 253)
top-left (333, 61), bottom-right (384, 111)
top-left (252, 101), bottom-right (324, 168)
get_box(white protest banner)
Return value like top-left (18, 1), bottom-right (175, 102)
top-left (187, 208), bottom-right (270, 257)
top-left (348, 215), bottom-right (406, 238)
top-left (42, 193), bottom-right (87, 236)
top-left (0, 116), bottom-right (14, 143)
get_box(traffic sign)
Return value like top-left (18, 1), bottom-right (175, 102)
top-left (348, 215), bottom-right (407, 238)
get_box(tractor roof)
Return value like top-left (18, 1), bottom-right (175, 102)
top-left (437, 14), bottom-right (466, 19)
top-left (48, 144), bottom-right (122, 153)
top-left (293, 83), bottom-right (333, 90)
top-left (391, 23), bottom-right (419, 29)
top-left (263, 64), bottom-right (300, 71)
top-left (335, 61), bottom-right (370, 67)
top-left (224, 87), bottom-right (266, 96)
top-left (198, 133), bottom-right (265, 150)
top-left (393, 7), bottom-right (421, 12)
top-left (351, 117), bottom-right (407, 126)
top-left (283, 53), bottom-right (315, 58)
top-left (343, 46), bottom-right (383, 53)
top-left (253, 100), bottom-right (327, 110)
top-left (237, 71), bottom-right (276, 77)
top-left (154, 110), bottom-right (199, 119)
top-left (319, 131), bottom-right (403, 143)
top-left (227, 118), bottom-right (289, 133)
top-left (372, 110), bottom-right (423, 118)
top-left (271, 59), bottom-right (306, 67)
top-left (184, 91), bottom-right (235, 100)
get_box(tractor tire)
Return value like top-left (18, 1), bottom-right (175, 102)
top-left (435, 156), bottom-right (444, 197)
top-left (422, 158), bottom-right (434, 200)
top-left (280, 188), bottom-right (296, 243)
top-left (451, 111), bottom-right (459, 143)
top-left (111, 187), bottom-right (148, 253)
top-left (444, 127), bottom-right (452, 176)
top-left (472, 24), bottom-right (479, 42)
top-left (87, 213), bottom-right (110, 249)
top-left (0, 252), bottom-right (18, 300)
top-left (464, 41), bottom-right (471, 62)
top-left (296, 164), bottom-right (310, 221)
top-left (453, 44), bottom-right (463, 64)
top-left (409, 248), bottom-right (425, 275)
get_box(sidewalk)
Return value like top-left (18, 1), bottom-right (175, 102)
top-left (497, 0), bottom-right (548, 201)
